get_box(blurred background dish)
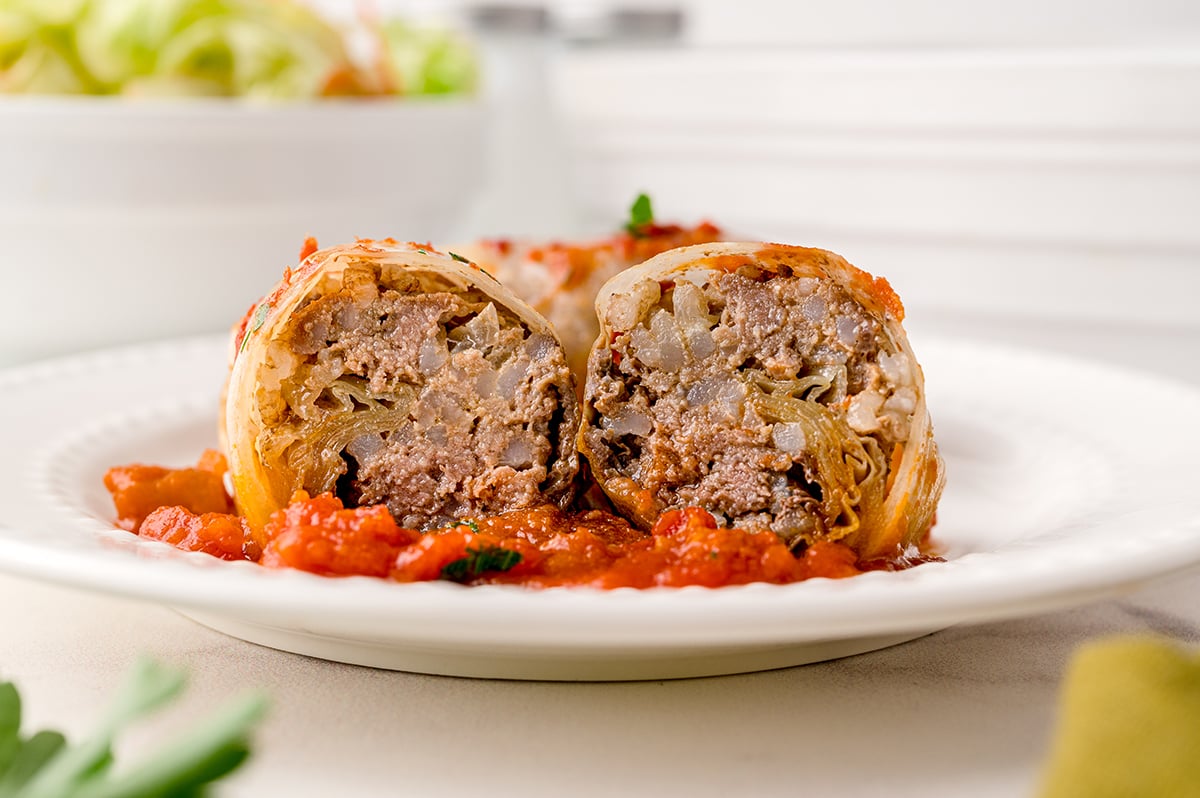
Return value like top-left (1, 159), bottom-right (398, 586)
top-left (0, 0), bottom-right (483, 366)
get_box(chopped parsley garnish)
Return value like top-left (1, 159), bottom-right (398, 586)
top-left (416, 249), bottom-right (428, 255)
top-left (0, 657), bottom-right (266, 798)
top-left (441, 544), bottom-right (522, 582)
top-left (624, 192), bottom-right (655, 237)
top-left (239, 302), bottom-right (271, 353)
top-left (449, 251), bottom-right (469, 263)
top-left (455, 519), bottom-right (480, 533)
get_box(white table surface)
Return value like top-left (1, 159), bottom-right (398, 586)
top-left (3, 313), bottom-right (1199, 798)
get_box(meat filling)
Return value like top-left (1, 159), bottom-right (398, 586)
top-left (261, 263), bottom-right (576, 529)
top-left (584, 270), bottom-right (917, 547)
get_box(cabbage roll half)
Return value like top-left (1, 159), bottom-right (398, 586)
top-left (579, 242), bottom-right (944, 560)
top-left (225, 240), bottom-right (580, 532)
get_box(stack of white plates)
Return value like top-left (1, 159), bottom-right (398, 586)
top-left (552, 43), bottom-right (1200, 327)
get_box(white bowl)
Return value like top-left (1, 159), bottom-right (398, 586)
top-left (0, 96), bottom-right (485, 366)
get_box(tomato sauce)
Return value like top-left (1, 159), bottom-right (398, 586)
top-left (523, 222), bottom-right (723, 292)
top-left (103, 452), bottom-right (933, 588)
top-left (104, 450), bottom-right (232, 533)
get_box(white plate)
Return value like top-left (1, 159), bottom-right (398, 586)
top-left (0, 335), bottom-right (1198, 681)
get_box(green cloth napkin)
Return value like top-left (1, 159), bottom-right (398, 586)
top-left (1040, 636), bottom-right (1200, 798)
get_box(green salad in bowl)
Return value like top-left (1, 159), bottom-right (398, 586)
top-left (0, 0), bottom-right (477, 99)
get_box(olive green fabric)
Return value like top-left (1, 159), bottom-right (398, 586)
top-left (1040, 636), bottom-right (1200, 798)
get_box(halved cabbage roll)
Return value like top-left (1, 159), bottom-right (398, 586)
top-left (456, 222), bottom-right (723, 383)
top-left (224, 240), bottom-right (580, 533)
top-left (579, 242), bottom-right (944, 560)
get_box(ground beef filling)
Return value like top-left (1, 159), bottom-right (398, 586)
top-left (587, 271), bottom-right (911, 544)
top-left (275, 272), bottom-right (574, 530)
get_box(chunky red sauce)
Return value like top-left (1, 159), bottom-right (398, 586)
top-left (105, 450), bottom-right (233, 532)
top-left (104, 451), bottom-right (934, 587)
top-left (521, 222), bottom-right (723, 292)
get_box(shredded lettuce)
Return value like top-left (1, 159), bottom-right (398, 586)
top-left (378, 19), bottom-right (477, 96)
top-left (0, 0), bottom-right (477, 98)
top-left (0, 1), bottom-right (96, 94)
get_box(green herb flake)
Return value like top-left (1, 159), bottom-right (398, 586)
top-left (441, 545), bottom-right (522, 583)
top-left (624, 192), bottom-right (655, 237)
top-left (449, 251), bottom-right (469, 264)
top-left (709, 550), bottom-right (719, 560)
top-left (238, 302), bottom-right (271, 353)
top-left (416, 249), bottom-right (427, 255)
top-left (456, 519), bottom-right (480, 533)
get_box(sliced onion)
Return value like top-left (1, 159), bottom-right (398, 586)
top-left (772, 422), bottom-right (808, 456)
top-left (846, 391), bottom-right (884, 433)
top-left (428, 394), bottom-right (469, 428)
top-left (884, 387), bottom-right (917, 415)
top-left (291, 319), bottom-right (330, 355)
top-left (412, 399), bottom-right (435, 429)
top-left (686, 376), bottom-right (720, 406)
top-left (629, 326), bottom-right (661, 370)
top-left (475, 365), bottom-right (498, 396)
top-left (878, 351), bottom-right (912, 387)
top-left (802, 293), bottom-right (828, 323)
top-left (686, 376), bottom-right (744, 420)
top-left (524, 332), bottom-right (556, 362)
top-left (672, 282), bottom-right (716, 360)
top-left (649, 309), bottom-right (685, 372)
top-left (716, 378), bottom-right (747, 420)
top-left (603, 407), bottom-right (653, 437)
top-left (836, 316), bottom-right (860, 348)
top-left (608, 281), bottom-right (662, 331)
top-left (346, 432), bottom-right (386, 460)
top-left (812, 344), bottom-right (849, 366)
top-left (794, 277), bottom-right (819, 295)
top-left (418, 334), bottom-right (448, 375)
top-left (499, 437), bottom-right (536, 468)
top-left (334, 304), bottom-right (362, 330)
top-left (459, 302), bottom-right (500, 352)
top-left (497, 357), bottom-right (529, 396)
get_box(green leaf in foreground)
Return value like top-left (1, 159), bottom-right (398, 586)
top-left (624, 193), bottom-right (655, 236)
top-left (1, 656), bottom-right (267, 798)
top-left (0, 683), bottom-right (21, 752)
top-left (441, 545), bottom-right (522, 583)
top-left (0, 732), bottom-right (67, 795)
